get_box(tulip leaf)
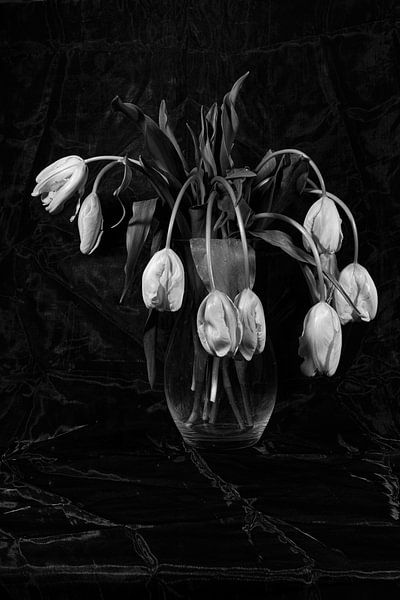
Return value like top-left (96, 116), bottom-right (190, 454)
top-left (205, 101), bottom-right (219, 151)
top-left (143, 308), bottom-right (158, 390)
top-left (159, 99), bottom-right (188, 172)
top-left (255, 149), bottom-right (276, 182)
top-left (250, 229), bottom-right (313, 264)
top-left (112, 96), bottom-right (186, 185)
top-left (226, 167), bottom-right (256, 179)
top-left (190, 238), bottom-right (256, 299)
top-left (199, 106), bottom-right (217, 177)
top-left (251, 229), bottom-right (364, 317)
top-left (120, 197), bottom-right (158, 303)
top-left (140, 158), bottom-right (191, 239)
top-left (219, 72), bottom-right (249, 174)
top-left (113, 157), bottom-right (132, 197)
top-left (186, 123), bottom-right (201, 167)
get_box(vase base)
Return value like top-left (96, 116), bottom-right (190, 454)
top-left (175, 421), bottom-right (266, 450)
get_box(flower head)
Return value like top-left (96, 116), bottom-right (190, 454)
top-left (334, 263), bottom-right (378, 324)
top-left (234, 288), bottom-right (266, 360)
top-left (197, 290), bottom-right (242, 357)
top-left (32, 155), bottom-right (88, 215)
top-left (303, 195), bottom-right (343, 254)
top-left (142, 248), bottom-right (184, 312)
top-left (298, 301), bottom-right (342, 376)
top-left (78, 192), bottom-right (103, 255)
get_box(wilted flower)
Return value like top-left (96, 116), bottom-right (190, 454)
top-left (78, 192), bottom-right (103, 255)
top-left (234, 288), bottom-right (266, 360)
top-left (142, 248), bottom-right (184, 312)
top-left (298, 301), bottom-right (342, 377)
top-left (197, 290), bottom-right (242, 357)
top-left (303, 196), bottom-right (343, 254)
top-left (32, 155), bottom-right (88, 215)
top-left (334, 263), bottom-right (378, 324)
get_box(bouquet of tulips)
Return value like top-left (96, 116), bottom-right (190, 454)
top-left (31, 73), bottom-right (378, 392)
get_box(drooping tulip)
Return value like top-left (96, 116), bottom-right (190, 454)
top-left (234, 288), bottom-right (266, 360)
top-left (197, 290), bottom-right (243, 357)
top-left (78, 192), bottom-right (103, 255)
top-left (333, 263), bottom-right (378, 324)
top-left (303, 195), bottom-right (343, 254)
top-left (32, 155), bottom-right (88, 215)
top-left (298, 301), bottom-right (342, 377)
top-left (142, 248), bottom-right (185, 312)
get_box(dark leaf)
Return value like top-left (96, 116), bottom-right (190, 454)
top-left (186, 123), bottom-right (200, 167)
top-left (159, 100), bottom-right (188, 172)
top-left (205, 102), bottom-right (218, 150)
top-left (140, 157), bottom-right (191, 239)
top-left (273, 156), bottom-right (309, 214)
top-left (250, 229), bottom-right (312, 263)
top-left (226, 167), bottom-right (256, 179)
top-left (251, 228), bottom-right (363, 316)
top-left (112, 96), bottom-right (186, 184)
top-left (143, 308), bottom-right (158, 389)
top-left (255, 149), bottom-right (276, 183)
top-left (219, 72), bottom-right (249, 174)
top-left (199, 106), bottom-right (217, 177)
top-left (120, 197), bottom-right (158, 303)
top-left (190, 237), bottom-right (256, 298)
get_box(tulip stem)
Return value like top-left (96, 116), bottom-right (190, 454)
top-left (85, 155), bottom-right (126, 164)
top-left (165, 174), bottom-right (198, 249)
top-left (307, 184), bottom-right (359, 265)
top-left (222, 360), bottom-right (245, 430)
top-left (255, 149), bottom-right (326, 198)
top-left (92, 160), bottom-right (122, 194)
top-left (254, 212), bottom-right (326, 302)
top-left (209, 357), bottom-right (220, 404)
top-left (234, 361), bottom-right (253, 426)
top-left (211, 176), bottom-right (250, 289)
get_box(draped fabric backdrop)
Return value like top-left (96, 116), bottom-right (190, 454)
top-left (1, 1), bottom-right (400, 598)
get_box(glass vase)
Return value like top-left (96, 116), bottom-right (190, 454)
top-left (164, 297), bottom-right (277, 450)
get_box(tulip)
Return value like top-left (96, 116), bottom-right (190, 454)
top-left (78, 192), bottom-right (103, 255)
top-left (32, 155), bottom-right (88, 215)
top-left (197, 290), bottom-right (243, 357)
top-left (303, 196), bottom-right (343, 254)
top-left (234, 288), bottom-right (266, 360)
top-left (298, 301), bottom-right (342, 376)
top-left (333, 263), bottom-right (378, 324)
top-left (142, 248), bottom-right (185, 312)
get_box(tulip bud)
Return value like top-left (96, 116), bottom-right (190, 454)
top-left (142, 248), bottom-right (185, 312)
top-left (197, 290), bottom-right (243, 357)
top-left (78, 192), bottom-right (103, 255)
top-left (234, 288), bottom-right (266, 360)
top-left (32, 155), bottom-right (88, 215)
top-left (303, 196), bottom-right (343, 254)
top-left (298, 301), bottom-right (342, 376)
top-left (333, 263), bottom-right (378, 324)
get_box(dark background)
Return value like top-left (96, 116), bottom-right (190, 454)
top-left (1, 0), bottom-right (400, 598)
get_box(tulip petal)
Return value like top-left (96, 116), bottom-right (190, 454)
top-left (234, 288), bottom-right (266, 360)
top-left (334, 263), bottom-right (378, 324)
top-left (303, 196), bottom-right (343, 254)
top-left (298, 301), bottom-right (342, 377)
top-left (35, 155), bottom-right (83, 184)
top-left (142, 249), bottom-right (184, 312)
top-left (197, 290), bottom-right (242, 357)
top-left (78, 192), bottom-right (104, 254)
top-left (33, 156), bottom-right (88, 215)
